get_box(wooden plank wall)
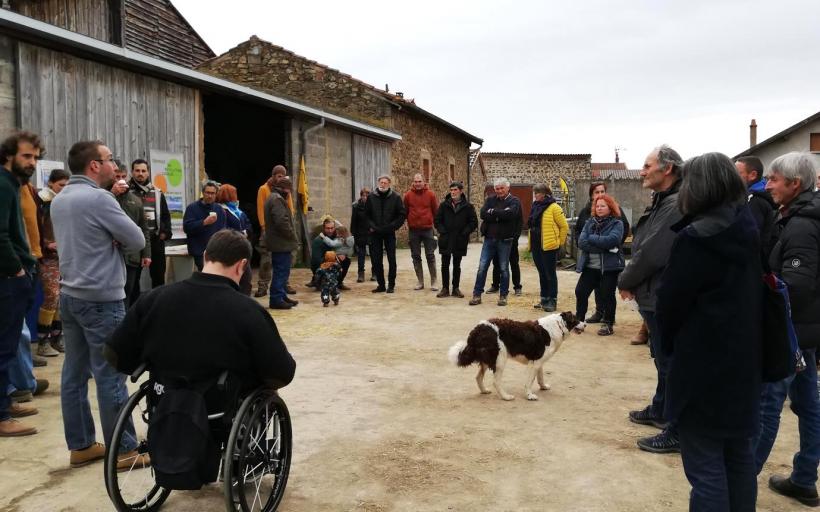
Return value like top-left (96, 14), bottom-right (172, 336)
top-left (17, 42), bottom-right (198, 202)
top-left (123, 0), bottom-right (214, 68)
top-left (0, 36), bottom-right (17, 137)
top-left (8, 0), bottom-right (111, 42)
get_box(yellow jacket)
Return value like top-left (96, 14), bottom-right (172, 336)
top-left (529, 202), bottom-right (568, 252)
top-left (257, 183), bottom-right (294, 229)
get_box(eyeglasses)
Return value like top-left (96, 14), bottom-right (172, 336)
top-left (93, 157), bottom-right (116, 164)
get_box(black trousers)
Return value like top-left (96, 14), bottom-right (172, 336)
top-left (369, 233), bottom-right (397, 288)
top-left (149, 235), bottom-right (166, 288)
top-left (440, 253), bottom-right (463, 289)
top-left (124, 265), bottom-right (140, 308)
top-left (574, 269), bottom-right (620, 324)
top-left (492, 244), bottom-right (520, 289)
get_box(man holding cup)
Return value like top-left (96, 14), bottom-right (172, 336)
top-left (183, 180), bottom-right (227, 271)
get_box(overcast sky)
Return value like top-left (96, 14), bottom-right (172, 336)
top-left (176, 0), bottom-right (820, 167)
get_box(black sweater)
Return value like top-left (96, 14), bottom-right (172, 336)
top-left (105, 272), bottom-right (296, 389)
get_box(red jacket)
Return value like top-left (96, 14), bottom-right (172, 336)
top-left (403, 186), bottom-right (439, 230)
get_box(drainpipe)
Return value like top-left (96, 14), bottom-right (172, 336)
top-left (297, 117), bottom-right (325, 265)
top-left (467, 143), bottom-right (482, 207)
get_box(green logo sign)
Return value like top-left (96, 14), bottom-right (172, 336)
top-left (166, 159), bottom-right (183, 187)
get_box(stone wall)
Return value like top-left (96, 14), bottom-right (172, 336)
top-left (574, 178), bottom-right (652, 230)
top-left (197, 37), bottom-right (392, 129)
top-left (481, 153), bottom-right (591, 186)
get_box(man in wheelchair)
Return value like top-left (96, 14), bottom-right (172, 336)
top-left (104, 229), bottom-right (296, 492)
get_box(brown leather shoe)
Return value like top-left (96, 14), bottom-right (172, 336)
top-left (9, 402), bottom-right (38, 418)
top-left (285, 284), bottom-right (297, 294)
top-left (468, 295), bottom-right (482, 306)
top-left (70, 442), bottom-right (106, 468)
top-left (0, 418), bottom-right (37, 437)
top-left (630, 322), bottom-right (649, 345)
top-left (117, 449), bottom-right (152, 472)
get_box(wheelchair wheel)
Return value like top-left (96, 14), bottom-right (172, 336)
top-left (105, 383), bottom-right (171, 511)
top-left (223, 390), bottom-right (292, 512)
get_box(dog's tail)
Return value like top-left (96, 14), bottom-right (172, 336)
top-left (448, 340), bottom-right (475, 367)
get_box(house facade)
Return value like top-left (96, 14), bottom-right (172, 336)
top-left (734, 112), bottom-right (820, 171)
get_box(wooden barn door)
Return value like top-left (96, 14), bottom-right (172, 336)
top-left (353, 135), bottom-right (391, 200)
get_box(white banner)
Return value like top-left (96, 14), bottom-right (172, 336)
top-left (149, 150), bottom-right (187, 240)
top-left (34, 160), bottom-right (65, 190)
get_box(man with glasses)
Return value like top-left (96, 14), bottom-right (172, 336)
top-left (183, 180), bottom-right (227, 271)
top-left (469, 177), bottom-right (522, 306)
top-left (51, 140), bottom-right (147, 468)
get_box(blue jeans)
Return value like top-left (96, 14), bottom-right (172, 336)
top-left (755, 349), bottom-right (820, 488)
top-left (60, 294), bottom-right (136, 453)
top-left (0, 274), bottom-right (33, 421)
top-left (472, 238), bottom-right (512, 297)
top-left (679, 427), bottom-right (757, 512)
top-left (8, 323), bottom-right (35, 394)
top-left (641, 309), bottom-right (676, 433)
top-left (269, 252), bottom-right (292, 304)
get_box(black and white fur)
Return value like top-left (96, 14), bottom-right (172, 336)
top-left (448, 312), bottom-right (579, 401)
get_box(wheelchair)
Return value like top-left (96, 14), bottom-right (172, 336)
top-left (103, 364), bottom-right (292, 512)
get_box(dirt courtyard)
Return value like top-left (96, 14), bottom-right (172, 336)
top-left (0, 245), bottom-right (804, 511)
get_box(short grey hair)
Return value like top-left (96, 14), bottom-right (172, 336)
top-left (493, 177), bottom-right (510, 187)
top-left (768, 152), bottom-right (817, 192)
top-left (201, 180), bottom-right (219, 193)
top-left (377, 175), bottom-right (392, 183)
top-left (654, 144), bottom-right (684, 176)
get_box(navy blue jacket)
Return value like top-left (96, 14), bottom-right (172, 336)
top-left (576, 216), bottom-right (624, 273)
top-left (656, 205), bottom-right (762, 438)
top-left (183, 200), bottom-right (227, 257)
top-left (479, 194), bottom-right (522, 240)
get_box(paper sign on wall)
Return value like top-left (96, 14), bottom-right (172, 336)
top-left (34, 160), bottom-right (65, 190)
top-left (149, 150), bottom-right (187, 240)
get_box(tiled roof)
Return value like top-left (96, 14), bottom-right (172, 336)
top-left (592, 162), bottom-right (627, 171)
top-left (596, 169), bottom-right (642, 180)
top-left (481, 152), bottom-right (591, 160)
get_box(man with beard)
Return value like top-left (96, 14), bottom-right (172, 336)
top-left (111, 163), bottom-right (150, 307)
top-left (264, 176), bottom-right (298, 309)
top-left (129, 159), bottom-right (171, 290)
top-left (51, 140), bottom-right (146, 468)
top-left (255, 165), bottom-right (295, 297)
top-left (0, 131), bottom-right (43, 436)
top-left (365, 175), bottom-right (406, 293)
top-left (404, 173), bottom-right (439, 291)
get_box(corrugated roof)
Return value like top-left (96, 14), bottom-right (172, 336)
top-left (597, 169), bottom-right (642, 180)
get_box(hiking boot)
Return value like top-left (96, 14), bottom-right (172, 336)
top-left (283, 296), bottom-right (299, 306)
top-left (497, 295), bottom-right (508, 306)
top-left (486, 285), bottom-right (499, 294)
top-left (769, 475), bottom-right (820, 507)
top-left (514, 287), bottom-right (522, 297)
top-left (0, 418), bottom-right (37, 437)
top-left (637, 429), bottom-right (680, 454)
top-left (117, 449), bottom-right (152, 472)
top-left (469, 295), bottom-right (482, 306)
top-left (451, 288), bottom-right (464, 298)
top-left (9, 402), bottom-right (38, 418)
top-left (50, 336), bottom-right (64, 353)
top-left (253, 288), bottom-right (267, 298)
top-left (32, 354), bottom-right (47, 367)
top-left (372, 286), bottom-right (386, 293)
top-left (585, 311), bottom-right (603, 323)
top-left (631, 323), bottom-right (649, 345)
top-left (268, 301), bottom-right (293, 310)
top-left (10, 390), bottom-right (32, 403)
top-left (70, 442), bottom-right (106, 468)
top-left (436, 288), bottom-right (450, 298)
top-left (37, 342), bottom-right (60, 357)
top-left (356, 272), bottom-right (365, 283)
top-left (597, 324), bottom-right (614, 336)
top-left (629, 405), bottom-right (668, 429)
top-left (33, 379), bottom-right (48, 396)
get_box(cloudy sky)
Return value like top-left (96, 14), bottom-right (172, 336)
top-left (176, 0), bottom-right (820, 167)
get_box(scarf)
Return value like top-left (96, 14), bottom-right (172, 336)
top-left (225, 201), bottom-right (243, 221)
top-left (528, 196), bottom-right (555, 229)
top-left (131, 179), bottom-right (152, 194)
top-left (590, 215), bottom-right (615, 234)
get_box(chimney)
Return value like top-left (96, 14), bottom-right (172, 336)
top-left (750, 119), bottom-right (757, 147)
top-left (396, 91), bottom-right (404, 99)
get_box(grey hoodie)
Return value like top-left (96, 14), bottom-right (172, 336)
top-left (51, 175), bottom-right (145, 302)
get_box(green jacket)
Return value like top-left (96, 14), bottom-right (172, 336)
top-left (116, 191), bottom-right (151, 267)
top-left (0, 169), bottom-right (35, 276)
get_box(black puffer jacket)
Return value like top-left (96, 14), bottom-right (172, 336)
top-left (350, 199), bottom-right (370, 242)
top-left (434, 196), bottom-right (478, 256)
top-left (365, 189), bottom-right (406, 234)
top-left (769, 189), bottom-right (820, 349)
top-left (479, 194), bottom-right (522, 240)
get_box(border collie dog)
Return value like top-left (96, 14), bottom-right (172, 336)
top-left (448, 312), bottom-right (578, 401)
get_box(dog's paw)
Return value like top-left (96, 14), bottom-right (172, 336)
top-left (500, 394), bottom-right (515, 401)
top-left (527, 392), bottom-right (539, 401)
top-left (539, 383), bottom-right (551, 390)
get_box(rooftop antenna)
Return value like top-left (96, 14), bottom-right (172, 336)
top-left (614, 146), bottom-right (626, 163)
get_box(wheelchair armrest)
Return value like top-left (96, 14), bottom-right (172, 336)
top-left (216, 370), bottom-right (230, 391)
top-left (130, 363), bottom-right (148, 383)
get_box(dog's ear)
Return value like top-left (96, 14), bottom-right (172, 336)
top-left (560, 311), bottom-right (579, 331)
